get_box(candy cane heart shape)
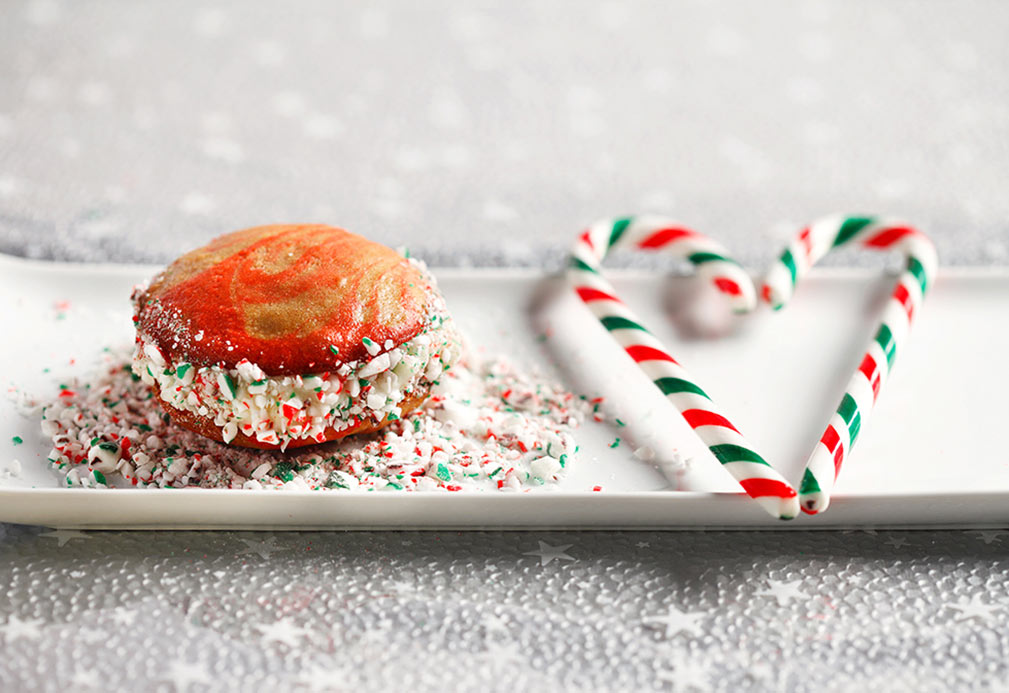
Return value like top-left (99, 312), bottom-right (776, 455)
top-left (568, 215), bottom-right (800, 521)
top-left (762, 215), bottom-right (938, 515)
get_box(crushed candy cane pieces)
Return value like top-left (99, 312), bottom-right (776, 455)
top-left (39, 349), bottom-right (590, 492)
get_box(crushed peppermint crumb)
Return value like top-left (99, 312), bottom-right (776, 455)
top-left (361, 337), bottom-right (378, 352)
top-left (133, 310), bottom-right (461, 449)
top-left (0, 459), bottom-right (21, 479)
top-left (11, 436), bottom-right (22, 445)
top-left (633, 446), bottom-right (656, 462)
top-left (38, 348), bottom-right (589, 492)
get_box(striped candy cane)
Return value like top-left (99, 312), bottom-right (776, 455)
top-left (762, 215), bottom-right (938, 515)
top-left (568, 215), bottom-right (800, 520)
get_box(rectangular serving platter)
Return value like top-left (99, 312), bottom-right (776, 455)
top-left (1, 254), bottom-right (1007, 529)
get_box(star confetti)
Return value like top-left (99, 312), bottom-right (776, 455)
top-left (973, 531), bottom-right (1006, 545)
top-left (161, 660), bottom-right (213, 692)
top-left (754, 579), bottom-right (807, 606)
top-left (39, 529), bottom-right (91, 547)
top-left (295, 665), bottom-right (349, 692)
top-left (255, 618), bottom-right (310, 647)
top-left (474, 640), bottom-right (525, 669)
top-left (0, 615), bottom-right (45, 643)
top-left (657, 657), bottom-right (711, 692)
top-left (946, 595), bottom-right (1005, 623)
top-left (884, 536), bottom-right (910, 549)
top-left (522, 541), bottom-right (576, 566)
top-left (238, 535), bottom-right (287, 559)
top-left (69, 670), bottom-right (101, 690)
top-left (109, 607), bottom-right (138, 626)
top-left (642, 607), bottom-right (706, 639)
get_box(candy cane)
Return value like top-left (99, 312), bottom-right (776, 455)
top-left (568, 215), bottom-right (800, 520)
top-left (762, 215), bottom-right (938, 515)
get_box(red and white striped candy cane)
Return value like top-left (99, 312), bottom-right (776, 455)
top-left (762, 215), bottom-right (938, 514)
top-left (568, 215), bottom-right (800, 520)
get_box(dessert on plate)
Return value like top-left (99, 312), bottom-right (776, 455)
top-left (131, 224), bottom-right (462, 449)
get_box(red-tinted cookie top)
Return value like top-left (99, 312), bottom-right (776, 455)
top-left (133, 224), bottom-right (433, 374)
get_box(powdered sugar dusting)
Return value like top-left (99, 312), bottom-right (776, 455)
top-left (39, 348), bottom-right (589, 491)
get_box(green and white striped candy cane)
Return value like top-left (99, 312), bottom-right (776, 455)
top-left (568, 215), bottom-right (800, 521)
top-left (762, 215), bottom-right (938, 515)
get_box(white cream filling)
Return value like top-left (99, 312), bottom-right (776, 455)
top-left (132, 317), bottom-right (461, 448)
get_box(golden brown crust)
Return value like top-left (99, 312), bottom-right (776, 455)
top-left (134, 224), bottom-right (433, 375)
top-left (158, 388), bottom-right (431, 450)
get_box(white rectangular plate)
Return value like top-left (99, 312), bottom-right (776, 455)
top-left (1, 255), bottom-right (1007, 529)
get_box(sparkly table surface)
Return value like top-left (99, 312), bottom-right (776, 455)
top-left (1, 1), bottom-right (1008, 691)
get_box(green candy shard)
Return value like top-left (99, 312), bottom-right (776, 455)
top-left (272, 461), bottom-right (295, 482)
top-left (328, 345), bottom-right (340, 356)
top-left (97, 442), bottom-right (119, 453)
top-left (93, 470), bottom-right (107, 485)
top-left (223, 374), bottom-right (238, 399)
top-left (175, 363), bottom-right (192, 379)
top-left (11, 436), bottom-right (22, 445)
top-left (435, 463), bottom-right (452, 482)
top-left (325, 471), bottom-right (349, 489)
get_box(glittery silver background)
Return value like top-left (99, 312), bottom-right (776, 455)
top-left (2, 1), bottom-right (1008, 691)
top-left (0, 0), bottom-right (1007, 268)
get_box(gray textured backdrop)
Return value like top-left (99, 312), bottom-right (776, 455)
top-left (0, 0), bottom-right (1007, 267)
top-left (1, 1), bottom-right (1008, 691)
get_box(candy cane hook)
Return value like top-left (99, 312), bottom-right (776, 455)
top-left (762, 215), bottom-right (938, 514)
top-left (568, 215), bottom-right (800, 520)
